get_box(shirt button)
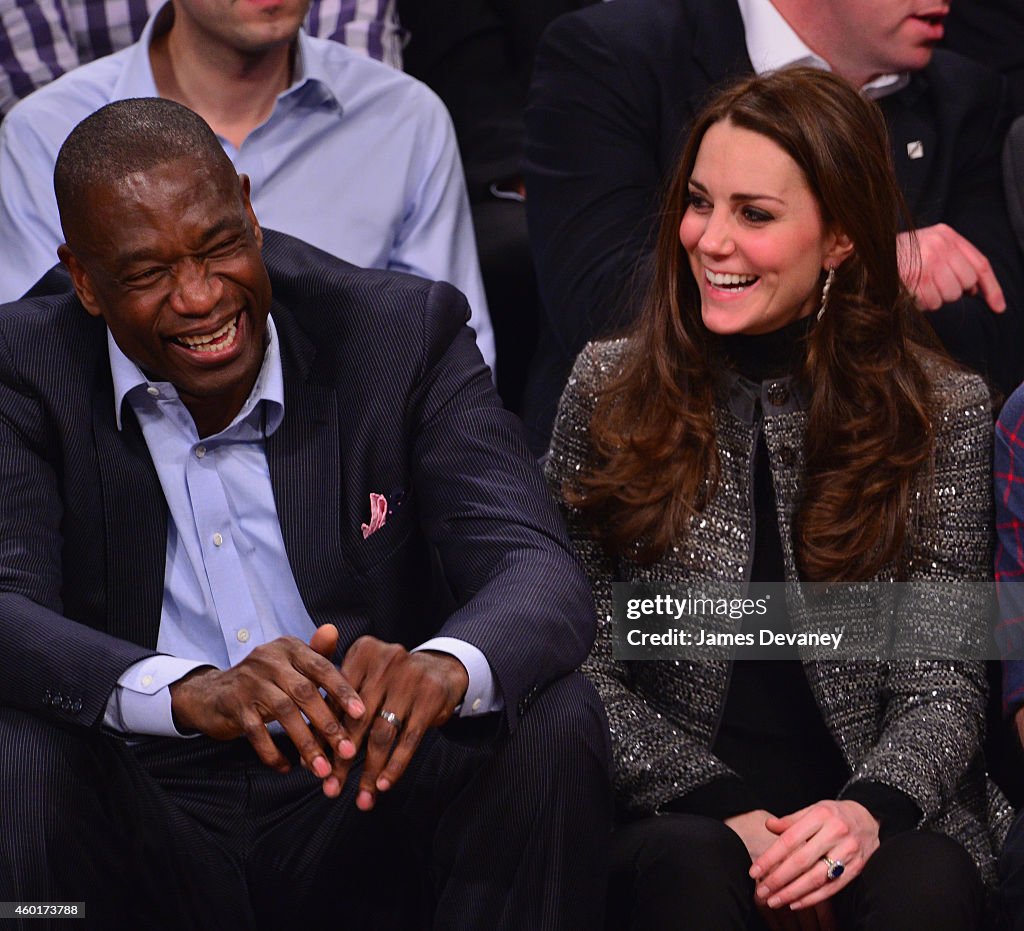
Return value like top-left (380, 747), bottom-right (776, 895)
top-left (212, 532), bottom-right (223, 546)
top-left (237, 628), bottom-right (250, 643)
top-left (141, 675), bottom-right (154, 687)
top-left (767, 382), bottom-right (789, 406)
top-left (195, 445), bottom-right (207, 459)
top-left (471, 698), bottom-right (482, 711)
top-left (146, 386), bottom-right (160, 397)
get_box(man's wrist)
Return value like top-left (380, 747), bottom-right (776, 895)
top-left (169, 665), bottom-right (215, 733)
top-left (420, 650), bottom-right (469, 708)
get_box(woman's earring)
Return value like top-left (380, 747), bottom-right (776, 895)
top-left (816, 265), bottom-right (836, 321)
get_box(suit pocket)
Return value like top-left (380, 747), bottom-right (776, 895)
top-left (346, 491), bottom-right (415, 575)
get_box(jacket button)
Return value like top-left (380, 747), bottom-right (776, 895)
top-left (71, 699), bottom-right (83, 714)
top-left (778, 446), bottom-right (796, 467)
top-left (767, 382), bottom-right (790, 407)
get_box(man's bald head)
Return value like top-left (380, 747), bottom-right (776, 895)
top-left (54, 97), bottom-right (235, 246)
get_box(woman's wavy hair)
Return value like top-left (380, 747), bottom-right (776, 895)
top-left (571, 67), bottom-right (944, 582)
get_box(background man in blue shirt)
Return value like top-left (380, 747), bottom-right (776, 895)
top-left (0, 0), bottom-right (496, 372)
top-left (0, 98), bottom-right (609, 929)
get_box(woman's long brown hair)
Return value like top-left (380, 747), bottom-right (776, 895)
top-left (570, 68), bottom-right (943, 583)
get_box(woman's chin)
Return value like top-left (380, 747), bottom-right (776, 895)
top-left (701, 307), bottom-right (757, 336)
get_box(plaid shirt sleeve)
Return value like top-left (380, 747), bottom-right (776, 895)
top-left (0, 0), bottom-right (84, 117)
top-left (306, 0), bottom-right (405, 69)
top-left (1, 0), bottom-right (403, 119)
top-left (994, 384), bottom-right (1024, 713)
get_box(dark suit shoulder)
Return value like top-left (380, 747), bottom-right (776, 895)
top-left (0, 292), bottom-right (105, 395)
top-left (926, 47), bottom-right (1006, 94)
top-left (261, 227), bottom-right (483, 388)
top-left (545, 0), bottom-right (694, 51)
top-left (541, 0), bottom-right (745, 82)
top-left (261, 226), bottom-right (467, 321)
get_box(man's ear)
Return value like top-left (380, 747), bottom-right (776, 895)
top-left (825, 229), bottom-right (854, 269)
top-left (238, 173), bottom-right (262, 249)
top-left (57, 244), bottom-right (104, 318)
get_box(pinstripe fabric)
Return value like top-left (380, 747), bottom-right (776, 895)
top-left (0, 230), bottom-right (608, 927)
top-left (0, 229), bottom-right (595, 734)
top-left (0, 676), bottom-right (610, 929)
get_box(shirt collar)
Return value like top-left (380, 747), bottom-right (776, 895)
top-left (735, 0), bottom-right (909, 99)
top-left (290, 29), bottom-right (344, 112)
top-left (112, 3), bottom-right (341, 113)
top-left (108, 315), bottom-right (285, 437)
top-left (110, 2), bottom-right (166, 100)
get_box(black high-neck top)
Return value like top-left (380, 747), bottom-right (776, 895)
top-left (666, 316), bottom-right (919, 837)
top-left (715, 315), bottom-right (850, 815)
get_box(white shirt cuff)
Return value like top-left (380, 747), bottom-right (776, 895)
top-left (103, 655), bottom-right (210, 737)
top-left (413, 637), bottom-right (503, 716)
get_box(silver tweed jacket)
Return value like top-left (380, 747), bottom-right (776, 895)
top-left (547, 338), bottom-right (1013, 885)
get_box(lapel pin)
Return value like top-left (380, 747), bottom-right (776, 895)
top-left (906, 140), bottom-right (924, 160)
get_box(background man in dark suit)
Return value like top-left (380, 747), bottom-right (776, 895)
top-left (522, 0), bottom-right (1024, 454)
top-left (0, 97), bottom-right (610, 929)
top-left (397, 0), bottom-right (597, 413)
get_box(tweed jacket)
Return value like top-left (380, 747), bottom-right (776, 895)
top-left (547, 338), bottom-right (1013, 884)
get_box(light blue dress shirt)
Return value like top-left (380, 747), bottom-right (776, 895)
top-left (0, 0), bottom-right (405, 118)
top-left (0, 2), bottom-right (495, 372)
top-left (103, 317), bottom-right (498, 737)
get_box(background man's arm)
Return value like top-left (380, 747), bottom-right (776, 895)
top-left (888, 59), bottom-right (1024, 395)
top-left (0, 100), bottom-right (75, 301)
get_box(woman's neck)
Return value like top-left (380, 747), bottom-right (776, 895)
top-left (716, 315), bottom-right (815, 383)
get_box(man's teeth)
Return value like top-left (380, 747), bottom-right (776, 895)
top-left (176, 316), bottom-right (237, 351)
top-left (705, 270), bottom-right (759, 288)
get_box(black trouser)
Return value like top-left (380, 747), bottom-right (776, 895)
top-left (0, 672), bottom-right (612, 931)
top-left (608, 813), bottom-right (984, 931)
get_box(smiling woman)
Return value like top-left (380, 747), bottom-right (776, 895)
top-left (679, 120), bottom-right (852, 337)
top-left (546, 68), bottom-right (1010, 931)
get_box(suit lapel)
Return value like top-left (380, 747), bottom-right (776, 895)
top-left (92, 367), bottom-right (166, 649)
top-left (265, 302), bottom-right (353, 621)
top-left (879, 76), bottom-right (937, 219)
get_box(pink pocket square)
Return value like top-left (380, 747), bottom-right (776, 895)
top-left (361, 493), bottom-right (388, 539)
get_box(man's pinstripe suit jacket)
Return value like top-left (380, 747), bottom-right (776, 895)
top-left (0, 229), bottom-right (595, 736)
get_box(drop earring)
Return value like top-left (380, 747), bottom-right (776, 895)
top-left (816, 265), bottom-right (835, 321)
